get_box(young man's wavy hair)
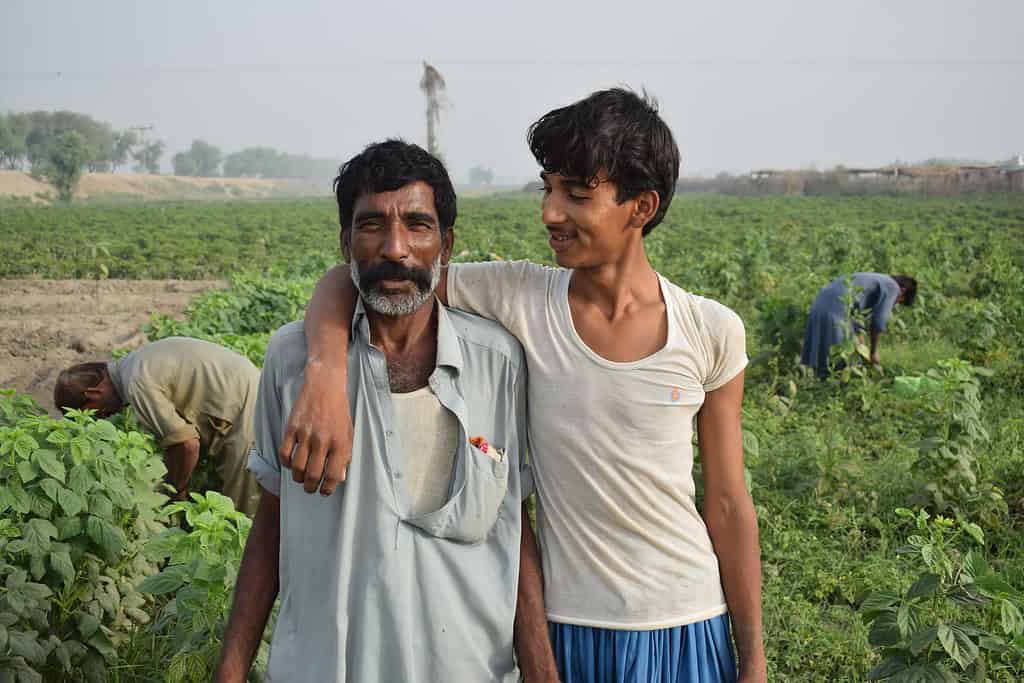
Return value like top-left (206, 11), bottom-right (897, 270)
top-left (333, 139), bottom-right (457, 235)
top-left (527, 88), bottom-right (680, 236)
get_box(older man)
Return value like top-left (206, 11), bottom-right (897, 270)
top-left (215, 140), bottom-right (552, 682)
top-left (53, 338), bottom-right (261, 514)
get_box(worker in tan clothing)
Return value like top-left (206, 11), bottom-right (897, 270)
top-left (54, 337), bottom-right (261, 515)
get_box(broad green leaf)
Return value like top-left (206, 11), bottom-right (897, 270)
top-left (49, 550), bottom-right (75, 589)
top-left (861, 592), bottom-right (900, 619)
top-left (54, 516), bottom-right (83, 541)
top-left (21, 519), bottom-right (57, 552)
top-left (45, 430), bottom-right (70, 446)
top-left (85, 516), bottom-right (124, 564)
top-left (907, 574), bottom-right (941, 601)
top-left (974, 574), bottom-right (1014, 598)
top-left (142, 527), bottom-right (187, 561)
top-left (15, 461), bottom-right (36, 484)
top-left (38, 479), bottom-right (60, 503)
top-left (937, 624), bottom-right (979, 669)
top-left (869, 611), bottom-right (903, 647)
top-left (6, 630), bottom-right (46, 664)
top-left (7, 482), bottom-right (31, 514)
top-left (136, 564), bottom-right (190, 595)
top-left (88, 420), bottom-right (119, 442)
top-left (910, 625), bottom-right (939, 655)
top-left (13, 434), bottom-right (38, 459)
top-left (57, 487), bottom-right (85, 517)
top-left (67, 465), bottom-right (96, 496)
top-left (52, 641), bottom-right (71, 672)
top-left (962, 551), bottom-right (990, 582)
top-left (33, 449), bottom-right (65, 483)
top-left (77, 613), bottom-right (100, 638)
top-left (892, 663), bottom-right (957, 683)
top-left (1000, 599), bottom-right (1024, 636)
top-left (28, 555), bottom-right (44, 581)
top-left (961, 522), bottom-right (985, 546)
top-left (867, 655), bottom-right (908, 680)
top-left (88, 493), bottom-right (113, 518)
top-left (86, 629), bottom-right (115, 660)
top-left (0, 624), bottom-right (6, 651)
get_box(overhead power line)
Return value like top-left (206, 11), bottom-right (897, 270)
top-left (2, 56), bottom-right (1022, 81)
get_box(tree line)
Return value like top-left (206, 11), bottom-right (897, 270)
top-left (172, 142), bottom-right (340, 180)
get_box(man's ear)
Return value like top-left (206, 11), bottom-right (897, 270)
top-left (339, 228), bottom-right (351, 262)
top-left (441, 226), bottom-right (454, 265)
top-left (630, 190), bottom-right (660, 231)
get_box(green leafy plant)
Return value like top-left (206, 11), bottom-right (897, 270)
top-left (136, 491), bottom-right (258, 683)
top-left (0, 401), bottom-right (168, 682)
top-left (894, 360), bottom-right (1006, 523)
top-left (861, 508), bottom-right (1024, 681)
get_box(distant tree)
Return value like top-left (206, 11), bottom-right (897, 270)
top-left (171, 139), bottom-right (222, 177)
top-left (133, 140), bottom-right (165, 174)
top-left (111, 130), bottom-right (139, 172)
top-left (0, 113), bottom-right (30, 169)
top-left (172, 150), bottom-right (199, 176)
top-left (420, 62), bottom-right (448, 160)
top-left (222, 146), bottom-right (339, 179)
top-left (468, 165), bottom-right (494, 186)
top-left (43, 130), bottom-right (91, 201)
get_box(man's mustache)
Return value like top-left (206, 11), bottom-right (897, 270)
top-left (358, 261), bottom-right (433, 294)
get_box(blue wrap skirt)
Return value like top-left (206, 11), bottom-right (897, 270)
top-left (549, 614), bottom-right (738, 683)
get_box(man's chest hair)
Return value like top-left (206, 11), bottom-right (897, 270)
top-left (386, 351), bottom-right (436, 393)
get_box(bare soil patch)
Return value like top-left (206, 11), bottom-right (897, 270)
top-left (0, 279), bottom-right (224, 413)
top-left (0, 170), bottom-right (323, 202)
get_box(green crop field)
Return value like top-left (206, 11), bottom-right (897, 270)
top-left (2, 193), bottom-right (1024, 681)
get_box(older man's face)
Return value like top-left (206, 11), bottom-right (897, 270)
top-left (343, 181), bottom-right (452, 317)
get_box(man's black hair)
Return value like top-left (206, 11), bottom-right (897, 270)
top-left (527, 88), bottom-right (680, 236)
top-left (891, 274), bottom-right (918, 306)
top-left (333, 139), bottom-right (456, 234)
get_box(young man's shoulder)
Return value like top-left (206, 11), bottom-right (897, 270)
top-left (660, 277), bottom-right (744, 336)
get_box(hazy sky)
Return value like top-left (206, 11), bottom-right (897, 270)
top-left (2, 0), bottom-right (1021, 183)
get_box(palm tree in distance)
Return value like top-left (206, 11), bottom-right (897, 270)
top-left (420, 62), bottom-right (448, 161)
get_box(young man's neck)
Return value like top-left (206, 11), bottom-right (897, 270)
top-left (569, 238), bottom-right (661, 316)
top-left (366, 298), bottom-right (438, 357)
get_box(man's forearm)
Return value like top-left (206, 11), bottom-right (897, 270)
top-left (164, 439), bottom-right (200, 500)
top-left (216, 492), bottom-right (280, 682)
top-left (705, 492), bottom-right (766, 679)
top-left (515, 502), bottom-right (558, 682)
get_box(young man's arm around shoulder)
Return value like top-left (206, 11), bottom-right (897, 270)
top-left (215, 490), bottom-right (280, 682)
top-left (698, 371), bottom-right (767, 683)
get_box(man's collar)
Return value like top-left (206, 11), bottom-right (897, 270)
top-left (352, 295), bottom-right (463, 375)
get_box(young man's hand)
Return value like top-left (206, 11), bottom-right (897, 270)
top-left (278, 360), bottom-right (353, 496)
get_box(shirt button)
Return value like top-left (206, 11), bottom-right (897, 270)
top-left (385, 430), bottom-right (393, 438)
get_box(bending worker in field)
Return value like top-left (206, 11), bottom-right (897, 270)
top-left (281, 89), bottom-right (766, 683)
top-left (216, 140), bottom-right (548, 681)
top-left (53, 337), bottom-right (262, 515)
top-left (800, 272), bottom-right (918, 377)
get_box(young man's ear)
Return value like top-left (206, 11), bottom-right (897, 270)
top-left (630, 190), bottom-right (660, 231)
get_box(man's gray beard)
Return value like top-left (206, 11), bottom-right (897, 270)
top-left (350, 253), bottom-right (442, 317)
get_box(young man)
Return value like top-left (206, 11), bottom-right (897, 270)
top-left (215, 140), bottom-right (553, 682)
top-left (283, 91), bottom-right (766, 682)
top-left (53, 338), bottom-right (261, 515)
top-left (801, 272), bottom-right (918, 377)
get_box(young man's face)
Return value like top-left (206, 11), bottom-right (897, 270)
top-left (540, 171), bottom-right (639, 269)
top-left (342, 181), bottom-right (453, 317)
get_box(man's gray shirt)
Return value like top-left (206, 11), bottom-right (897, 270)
top-left (248, 300), bottom-right (529, 682)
